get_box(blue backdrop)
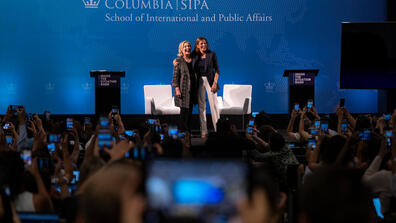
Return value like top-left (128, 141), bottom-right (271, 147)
top-left (0, 0), bottom-right (386, 114)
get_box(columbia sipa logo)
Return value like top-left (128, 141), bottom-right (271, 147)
top-left (82, 0), bottom-right (100, 8)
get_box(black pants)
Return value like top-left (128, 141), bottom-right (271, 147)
top-left (180, 107), bottom-right (193, 133)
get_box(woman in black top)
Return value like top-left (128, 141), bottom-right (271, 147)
top-left (194, 37), bottom-right (220, 137)
top-left (172, 41), bottom-right (197, 135)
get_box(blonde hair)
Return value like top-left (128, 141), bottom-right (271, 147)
top-left (177, 41), bottom-right (191, 57)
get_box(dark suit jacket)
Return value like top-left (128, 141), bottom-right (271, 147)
top-left (193, 50), bottom-right (220, 90)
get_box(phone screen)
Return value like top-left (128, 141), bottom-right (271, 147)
top-left (309, 128), bottom-right (319, 136)
top-left (252, 112), bottom-right (259, 118)
top-left (341, 122), bottom-right (348, 132)
top-left (66, 118), bottom-right (73, 130)
top-left (307, 100), bottom-right (313, 108)
top-left (321, 123), bottom-right (328, 132)
top-left (125, 130), bottom-right (136, 137)
top-left (148, 119), bottom-right (158, 125)
top-left (3, 123), bottom-right (9, 130)
top-left (373, 198), bottom-right (384, 219)
top-left (5, 136), bottom-right (13, 145)
top-left (294, 104), bottom-right (299, 111)
top-left (47, 143), bottom-right (55, 152)
top-left (21, 150), bottom-right (32, 167)
top-left (48, 134), bottom-right (61, 143)
top-left (248, 120), bottom-right (254, 127)
top-left (84, 117), bottom-right (90, 124)
top-left (308, 138), bottom-right (316, 148)
top-left (98, 129), bottom-right (112, 148)
top-left (385, 114), bottom-right (391, 121)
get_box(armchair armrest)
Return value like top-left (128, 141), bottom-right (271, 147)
top-left (217, 96), bottom-right (224, 108)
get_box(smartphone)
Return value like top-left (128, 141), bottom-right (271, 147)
top-left (308, 138), bottom-right (316, 149)
top-left (155, 125), bottom-right (162, 133)
top-left (38, 158), bottom-right (50, 169)
top-left (48, 134), bottom-right (61, 143)
top-left (248, 119), bottom-right (254, 127)
top-left (178, 132), bottom-right (186, 138)
top-left (2, 123), bottom-right (10, 130)
top-left (385, 129), bottom-right (393, 147)
top-left (340, 98), bottom-right (345, 108)
top-left (125, 130), bottom-right (136, 137)
top-left (21, 150), bottom-right (32, 167)
top-left (359, 130), bottom-right (371, 141)
top-left (111, 106), bottom-right (119, 117)
top-left (385, 114), bottom-right (391, 121)
top-left (309, 128), bottom-right (319, 136)
top-left (47, 143), bottom-right (56, 153)
top-left (320, 122), bottom-right (329, 132)
top-left (341, 120), bottom-right (348, 132)
top-left (373, 197), bottom-right (384, 219)
top-left (99, 116), bottom-right (110, 127)
top-left (314, 120), bottom-right (320, 128)
top-left (112, 106), bottom-right (119, 114)
top-left (294, 103), bottom-right (299, 111)
top-left (247, 127), bottom-right (253, 134)
top-left (98, 129), bottom-right (113, 149)
top-left (289, 143), bottom-right (295, 149)
top-left (66, 118), bottom-right (73, 130)
top-left (160, 134), bottom-right (164, 141)
top-left (148, 119), bottom-right (159, 125)
top-left (168, 126), bottom-right (178, 137)
top-left (307, 99), bottom-right (313, 109)
top-left (252, 112), bottom-right (259, 118)
top-left (5, 136), bottom-right (13, 145)
top-left (84, 117), bottom-right (90, 125)
top-left (71, 171), bottom-right (80, 184)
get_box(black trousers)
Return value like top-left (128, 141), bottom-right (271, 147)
top-left (180, 107), bottom-right (193, 133)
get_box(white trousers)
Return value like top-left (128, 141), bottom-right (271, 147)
top-left (198, 76), bottom-right (220, 135)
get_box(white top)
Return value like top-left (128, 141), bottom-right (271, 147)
top-left (15, 191), bottom-right (35, 212)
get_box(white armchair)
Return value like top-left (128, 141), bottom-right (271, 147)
top-left (217, 84), bottom-right (252, 115)
top-left (144, 85), bottom-right (180, 115)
